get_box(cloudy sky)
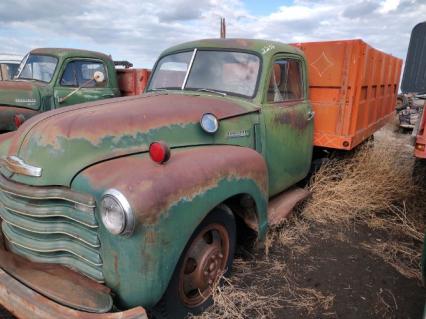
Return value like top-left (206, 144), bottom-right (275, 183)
top-left (0, 0), bottom-right (424, 67)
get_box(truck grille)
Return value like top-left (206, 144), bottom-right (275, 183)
top-left (0, 174), bottom-right (103, 282)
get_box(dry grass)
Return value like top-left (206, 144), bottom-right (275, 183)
top-left (266, 218), bottom-right (311, 256)
top-left (190, 258), bottom-right (335, 319)
top-left (361, 241), bottom-right (422, 281)
top-left (302, 140), bottom-right (417, 225)
top-left (300, 129), bottom-right (425, 282)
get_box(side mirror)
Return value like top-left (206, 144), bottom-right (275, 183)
top-left (94, 71), bottom-right (105, 83)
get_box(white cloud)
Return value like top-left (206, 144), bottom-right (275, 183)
top-left (0, 0), bottom-right (424, 67)
top-left (379, 0), bottom-right (400, 13)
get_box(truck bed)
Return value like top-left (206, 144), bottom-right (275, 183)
top-left (293, 40), bottom-right (402, 150)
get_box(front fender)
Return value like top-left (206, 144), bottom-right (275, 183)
top-left (72, 145), bottom-right (268, 309)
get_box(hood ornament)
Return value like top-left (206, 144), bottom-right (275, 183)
top-left (0, 156), bottom-right (42, 177)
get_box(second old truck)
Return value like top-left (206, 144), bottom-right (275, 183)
top-left (0, 48), bottom-right (150, 133)
top-left (0, 39), bottom-right (401, 319)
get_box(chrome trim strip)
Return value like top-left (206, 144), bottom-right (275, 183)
top-left (2, 217), bottom-right (100, 248)
top-left (3, 231), bottom-right (102, 267)
top-left (4, 205), bottom-right (98, 229)
top-left (0, 173), bottom-right (96, 207)
top-left (0, 156), bottom-right (42, 177)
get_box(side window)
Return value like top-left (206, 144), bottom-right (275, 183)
top-left (267, 59), bottom-right (303, 103)
top-left (60, 60), bottom-right (107, 88)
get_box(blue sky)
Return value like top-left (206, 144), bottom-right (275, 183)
top-left (244, 0), bottom-right (294, 15)
top-left (0, 0), bottom-right (424, 68)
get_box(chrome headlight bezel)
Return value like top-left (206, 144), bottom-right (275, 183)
top-left (100, 189), bottom-right (135, 236)
top-left (200, 113), bottom-right (219, 134)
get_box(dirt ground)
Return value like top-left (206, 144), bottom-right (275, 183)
top-left (0, 125), bottom-right (425, 319)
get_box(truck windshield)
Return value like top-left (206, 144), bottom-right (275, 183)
top-left (16, 54), bottom-right (58, 83)
top-left (148, 50), bottom-right (260, 97)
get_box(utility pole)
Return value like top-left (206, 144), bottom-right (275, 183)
top-left (220, 18), bottom-right (226, 39)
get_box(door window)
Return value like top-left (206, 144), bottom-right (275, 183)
top-left (60, 60), bottom-right (107, 88)
top-left (267, 59), bottom-right (303, 103)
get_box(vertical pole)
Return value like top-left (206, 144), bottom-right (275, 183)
top-left (220, 18), bottom-right (226, 39)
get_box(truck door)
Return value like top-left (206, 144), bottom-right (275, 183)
top-left (262, 56), bottom-right (314, 196)
top-left (54, 59), bottom-right (116, 108)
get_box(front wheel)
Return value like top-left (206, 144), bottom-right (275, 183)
top-left (151, 207), bottom-right (236, 319)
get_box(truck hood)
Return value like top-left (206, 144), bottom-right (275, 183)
top-left (6, 93), bottom-right (258, 186)
top-left (0, 80), bottom-right (44, 110)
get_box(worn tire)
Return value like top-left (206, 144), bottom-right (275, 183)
top-left (150, 207), bottom-right (236, 319)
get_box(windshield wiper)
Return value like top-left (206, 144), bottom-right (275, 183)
top-left (195, 88), bottom-right (227, 96)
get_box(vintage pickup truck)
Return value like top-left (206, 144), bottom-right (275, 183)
top-left (0, 38), bottom-right (401, 319)
top-left (0, 48), bottom-right (150, 133)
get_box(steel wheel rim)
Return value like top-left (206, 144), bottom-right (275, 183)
top-left (178, 223), bottom-right (230, 308)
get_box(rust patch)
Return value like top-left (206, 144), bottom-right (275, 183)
top-left (274, 109), bottom-right (309, 131)
top-left (82, 145), bottom-right (268, 225)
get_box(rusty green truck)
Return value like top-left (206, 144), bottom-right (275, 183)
top-left (0, 39), bottom-right (400, 319)
top-left (0, 48), bottom-right (150, 133)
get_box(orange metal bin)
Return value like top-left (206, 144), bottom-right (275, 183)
top-left (292, 40), bottom-right (403, 150)
top-left (116, 68), bottom-right (151, 96)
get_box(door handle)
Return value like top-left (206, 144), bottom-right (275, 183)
top-left (307, 111), bottom-right (315, 121)
top-left (102, 94), bottom-right (115, 98)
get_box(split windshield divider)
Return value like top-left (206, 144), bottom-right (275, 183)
top-left (181, 48), bottom-right (197, 90)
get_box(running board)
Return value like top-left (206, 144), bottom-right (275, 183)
top-left (268, 187), bottom-right (310, 226)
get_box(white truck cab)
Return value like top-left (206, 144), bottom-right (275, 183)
top-left (0, 54), bottom-right (22, 80)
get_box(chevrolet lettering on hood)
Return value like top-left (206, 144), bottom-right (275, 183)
top-left (14, 98), bottom-right (37, 104)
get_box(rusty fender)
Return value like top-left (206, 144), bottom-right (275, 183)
top-left (72, 145), bottom-right (269, 308)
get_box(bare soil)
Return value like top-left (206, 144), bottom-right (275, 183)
top-left (238, 222), bottom-right (424, 319)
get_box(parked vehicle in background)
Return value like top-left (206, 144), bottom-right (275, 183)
top-left (395, 93), bottom-right (423, 132)
top-left (0, 38), bottom-right (401, 319)
top-left (401, 22), bottom-right (426, 163)
top-left (0, 54), bottom-right (22, 81)
top-left (0, 48), bottom-right (150, 133)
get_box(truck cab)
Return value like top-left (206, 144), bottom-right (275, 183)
top-left (0, 48), bottom-right (121, 132)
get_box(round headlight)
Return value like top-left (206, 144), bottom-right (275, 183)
top-left (100, 189), bottom-right (135, 236)
top-left (200, 113), bottom-right (219, 134)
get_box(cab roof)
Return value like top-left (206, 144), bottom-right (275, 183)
top-left (160, 38), bottom-right (303, 58)
top-left (29, 48), bottom-right (112, 61)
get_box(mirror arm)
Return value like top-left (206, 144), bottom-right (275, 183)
top-left (59, 78), bottom-right (94, 103)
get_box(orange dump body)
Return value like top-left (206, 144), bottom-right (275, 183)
top-left (292, 40), bottom-right (403, 150)
top-left (116, 68), bottom-right (151, 96)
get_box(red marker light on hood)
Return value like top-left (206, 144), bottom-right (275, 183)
top-left (149, 141), bottom-right (171, 164)
top-left (14, 114), bottom-right (25, 129)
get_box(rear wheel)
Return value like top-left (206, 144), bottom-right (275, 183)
top-left (151, 207), bottom-right (236, 319)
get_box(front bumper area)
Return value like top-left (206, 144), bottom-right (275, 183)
top-left (0, 268), bottom-right (148, 319)
top-left (0, 246), bottom-right (147, 319)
